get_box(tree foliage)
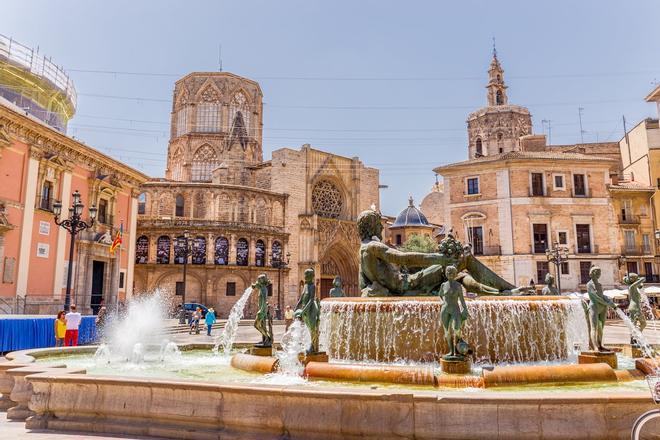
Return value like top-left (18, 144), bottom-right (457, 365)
top-left (399, 234), bottom-right (437, 253)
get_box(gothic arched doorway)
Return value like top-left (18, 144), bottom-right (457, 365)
top-left (320, 244), bottom-right (358, 297)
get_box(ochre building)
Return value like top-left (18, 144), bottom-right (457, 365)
top-left (133, 72), bottom-right (379, 317)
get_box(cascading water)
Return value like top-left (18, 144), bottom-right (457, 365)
top-left (159, 340), bottom-right (181, 362)
top-left (214, 287), bottom-right (253, 355)
top-left (275, 319), bottom-right (312, 377)
top-left (615, 308), bottom-right (655, 358)
top-left (320, 297), bottom-right (590, 364)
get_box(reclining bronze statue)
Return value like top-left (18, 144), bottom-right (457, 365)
top-left (357, 209), bottom-right (520, 297)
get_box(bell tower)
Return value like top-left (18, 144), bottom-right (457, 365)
top-left (486, 48), bottom-right (508, 106)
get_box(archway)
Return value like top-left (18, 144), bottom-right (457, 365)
top-left (320, 244), bottom-right (359, 297)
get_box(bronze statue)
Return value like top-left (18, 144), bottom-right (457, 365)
top-left (357, 209), bottom-right (518, 296)
top-left (541, 273), bottom-right (560, 296)
top-left (252, 274), bottom-right (273, 348)
top-left (624, 273), bottom-right (646, 334)
top-left (439, 265), bottom-right (470, 360)
top-left (329, 276), bottom-right (345, 297)
top-left (295, 268), bottom-right (321, 354)
top-left (586, 266), bottom-right (617, 352)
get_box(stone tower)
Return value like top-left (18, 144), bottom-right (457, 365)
top-left (466, 51), bottom-right (532, 159)
top-left (165, 72), bottom-right (264, 184)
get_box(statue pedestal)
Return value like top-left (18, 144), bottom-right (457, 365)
top-left (440, 358), bottom-right (471, 375)
top-left (622, 345), bottom-right (644, 359)
top-left (298, 352), bottom-right (329, 365)
top-left (249, 346), bottom-right (273, 357)
top-left (578, 351), bottom-right (617, 369)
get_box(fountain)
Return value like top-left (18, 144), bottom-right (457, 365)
top-left (213, 286), bottom-right (254, 355)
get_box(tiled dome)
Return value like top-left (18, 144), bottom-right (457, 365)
top-left (392, 197), bottom-right (429, 227)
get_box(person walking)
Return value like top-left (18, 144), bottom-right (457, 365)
top-left (284, 305), bottom-right (294, 331)
top-left (205, 307), bottom-right (216, 336)
top-left (96, 304), bottom-right (108, 341)
top-left (189, 307), bottom-right (201, 335)
top-left (54, 310), bottom-right (66, 347)
top-left (64, 305), bottom-right (82, 346)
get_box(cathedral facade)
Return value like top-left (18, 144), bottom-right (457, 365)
top-left (133, 72), bottom-right (379, 317)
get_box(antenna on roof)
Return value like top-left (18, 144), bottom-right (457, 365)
top-left (218, 44), bottom-right (223, 72)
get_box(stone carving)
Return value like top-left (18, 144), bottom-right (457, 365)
top-left (586, 266), bottom-right (617, 352)
top-left (295, 268), bottom-right (321, 354)
top-left (312, 180), bottom-right (343, 219)
top-left (357, 209), bottom-right (518, 297)
top-left (624, 273), bottom-right (646, 334)
top-left (439, 265), bottom-right (470, 360)
top-left (541, 273), bottom-right (559, 296)
top-left (252, 274), bottom-right (273, 347)
top-left (329, 276), bottom-right (345, 298)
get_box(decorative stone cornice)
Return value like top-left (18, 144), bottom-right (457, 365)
top-left (137, 217), bottom-right (288, 236)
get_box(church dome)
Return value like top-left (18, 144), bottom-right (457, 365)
top-left (391, 197), bottom-right (429, 227)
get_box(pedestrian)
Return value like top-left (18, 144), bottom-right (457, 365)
top-left (205, 307), bottom-right (216, 336)
top-left (284, 305), bottom-right (294, 331)
top-left (54, 310), bottom-right (66, 347)
top-left (189, 307), bottom-right (201, 335)
top-left (64, 304), bottom-right (82, 346)
top-left (96, 303), bottom-right (108, 341)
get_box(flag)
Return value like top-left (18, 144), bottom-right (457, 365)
top-left (110, 222), bottom-right (123, 255)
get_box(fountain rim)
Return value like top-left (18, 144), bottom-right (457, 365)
top-left (321, 295), bottom-right (575, 303)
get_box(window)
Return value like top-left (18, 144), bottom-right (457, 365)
top-left (156, 236), bottom-right (170, 264)
top-left (271, 241), bottom-right (282, 266)
top-left (475, 138), bottom-right (483, 157)
top-left (642, 234), bottom-right (651, 253)
top-left (644, 262), bottom-right (653, 276)
top-left (176, 107), bottom-right (189, 136)
top-left (573, 174), bottom-right (587, 197)
top-left (170, 149), bottom-right (184, 181)
top-left (174, 236), bottom-right (186, 264)
top-left (640, 204), bottom-right (648, 216)
top-left (98, 199), bottom-right (108, 224)
top-left (311, 180), bottom-right (343, 218)
top-left (255, 240), bottom-right (265, 267)
top-left (532, 224), bottom-right (548, 254)
top-left (119, 272), bottom-right (125, 289)
top-left (395, 234), bottom-right (402, 246)
top-left (175, 281), bottom-right (184, 296)
top-left (622, 199), bottom-right (633, 220)
top-left (624, 230), bottom-right (635, 251)
top-left (498, 147), bottom-right (503, 153)
top-left (468, 226), bottom-right (484, 255)
top-left (557, 231), bottom-right (568, 245)
top-left (496, 90), bottom-right (503, 105)
top-left (230, 92), bottom-right (250, 132)
top-left (466, 177), bottom-right (479, 195)
top-left (138, 193), bottom-right (146, 215)
top-left (627, 262), bottom-right (638, 274)
top-left (135, 236), bottom-right (149, 264)
top-left (40, 181), bottom-right (53, 211)
top-left (536, 261), bottom-right (550, 285)
top-left (191, 144), bottom-right (219, 182)
top-left (214, 237), bottom-right (229, 265)
top-left (531, 173), bottom-right (544, 196)
top-left (553, 174), bottom-right (565, 190)
top-left (579, 262), bottom-right (591, 284)
top-left (195, 103), bottom-right (220, 132)
top-left (561, 261), bottom-right (569, 275)
top-left (192, 237), bottom-right (206, 264)
top-left (236, 238), bottom-right (249, 266)
top-left (576, 224), bottom-right (591, 253)
top-left (226, 282), bottom-right (236, 296)
top-left (175, 195), bottom-right (184, 217)
top-left (267, 284), bottom-right (273, 297)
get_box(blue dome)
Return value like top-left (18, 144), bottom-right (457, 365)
top-left (391, 197), bottom-right (429, 227)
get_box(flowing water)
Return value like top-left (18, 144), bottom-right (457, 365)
top-left (213, 287), bottom-right (253, 355)
top-left (615, 308), bottom-right (655, 359)
top-left (253, 319), bottom-right (312, 386)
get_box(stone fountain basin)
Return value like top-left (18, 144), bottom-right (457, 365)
top-left (3, 345), bottom-right (660, 439)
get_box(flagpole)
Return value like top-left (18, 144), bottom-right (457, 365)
top-left (116, 222), bottom-right (122, 314)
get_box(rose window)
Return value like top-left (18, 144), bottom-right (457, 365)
top-left (312, 180), bottom-right (343, 219)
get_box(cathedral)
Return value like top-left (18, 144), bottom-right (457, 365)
top-left (133, 72), bottom-right (380, 317)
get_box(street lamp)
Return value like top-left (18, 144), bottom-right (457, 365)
top-left (175, 231), bottom-right (199, 310)
top-left (53, 190), bottom-right (97, 311)
top-left (545, 241), bottom-right (569, 292)
top-left (271, 250), bottom-right (291, 320)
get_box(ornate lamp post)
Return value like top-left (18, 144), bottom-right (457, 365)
top-left (53, 190), bottom-right (97, 312)
top-left (545, 242), bottom-right (569, 292)
top-left (271, 250), bottom-right (291, 320)
top-left (175, 231), bottom-right (199, 309)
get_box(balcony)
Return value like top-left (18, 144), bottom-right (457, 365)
top-left (576, 244), bottom-right (599, 254)
top-left (644, 274), bottom-right (660, 283)
top-left (37, 196), bottom-right (54, 212)
top-left (618, 214), bottom-right (641, 225)
top-left (622, 246), bottom-right (653, 256)
top-left (96, 214), bottom-right (115, 228)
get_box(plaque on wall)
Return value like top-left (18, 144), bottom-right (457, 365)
top-left (36, 242), bottom-right (49, 258)
top-left (39, 221), bottom-right (50, 235)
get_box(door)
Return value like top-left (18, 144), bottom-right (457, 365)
top-left (91, 261), bottom-right (105, 315)
top-left (533, 224), bottom-right (548, 254)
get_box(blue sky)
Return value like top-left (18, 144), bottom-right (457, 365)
top-left (2, 0), bottom-right (659, 214)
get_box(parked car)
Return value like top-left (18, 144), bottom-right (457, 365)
top-left (184, 303), bottom-right (208, 318)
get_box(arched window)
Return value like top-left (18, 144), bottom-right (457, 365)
top-left (475, 138), bottom-right (483, 157)
top-left (156, 236), bottom-right (170, 264)
top-left (138, 192), bottom-right (147, 215)
top-left (214, 237), bottom-right (229, 265)
top-left (311, 180), bottom-right (343, 219)
top-left (175, 194), bottom-right (185, 217)
top-left (496, 90), bottom-right (504, 105)
top-left (230, 92), bottom-right (250, 132)
top-left (170, 148), bottom-right (184, 181)
top-left (174, 236), bottom-right (186, 264)
top-left (271, 241), bottom-right (282, 266)
top-left (255, 240), bottom-right (265, 267)
top-left (191, 144), bottom-right (219, 182)
top-left (192, 237), bottom-right (206, 264)
top-left (236, 238), bottom-right (249, 266)
top-left (196, 103), bottom-right (220, 133)
top-left (176, 107), bottom-right (189, 136)
top-left (135, 236), bottom-right (149, 264)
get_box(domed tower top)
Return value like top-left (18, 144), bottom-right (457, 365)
top-left (466, 49), bottom-right (532, 159)
top-left (165, 72), bottom-right (264, 183)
